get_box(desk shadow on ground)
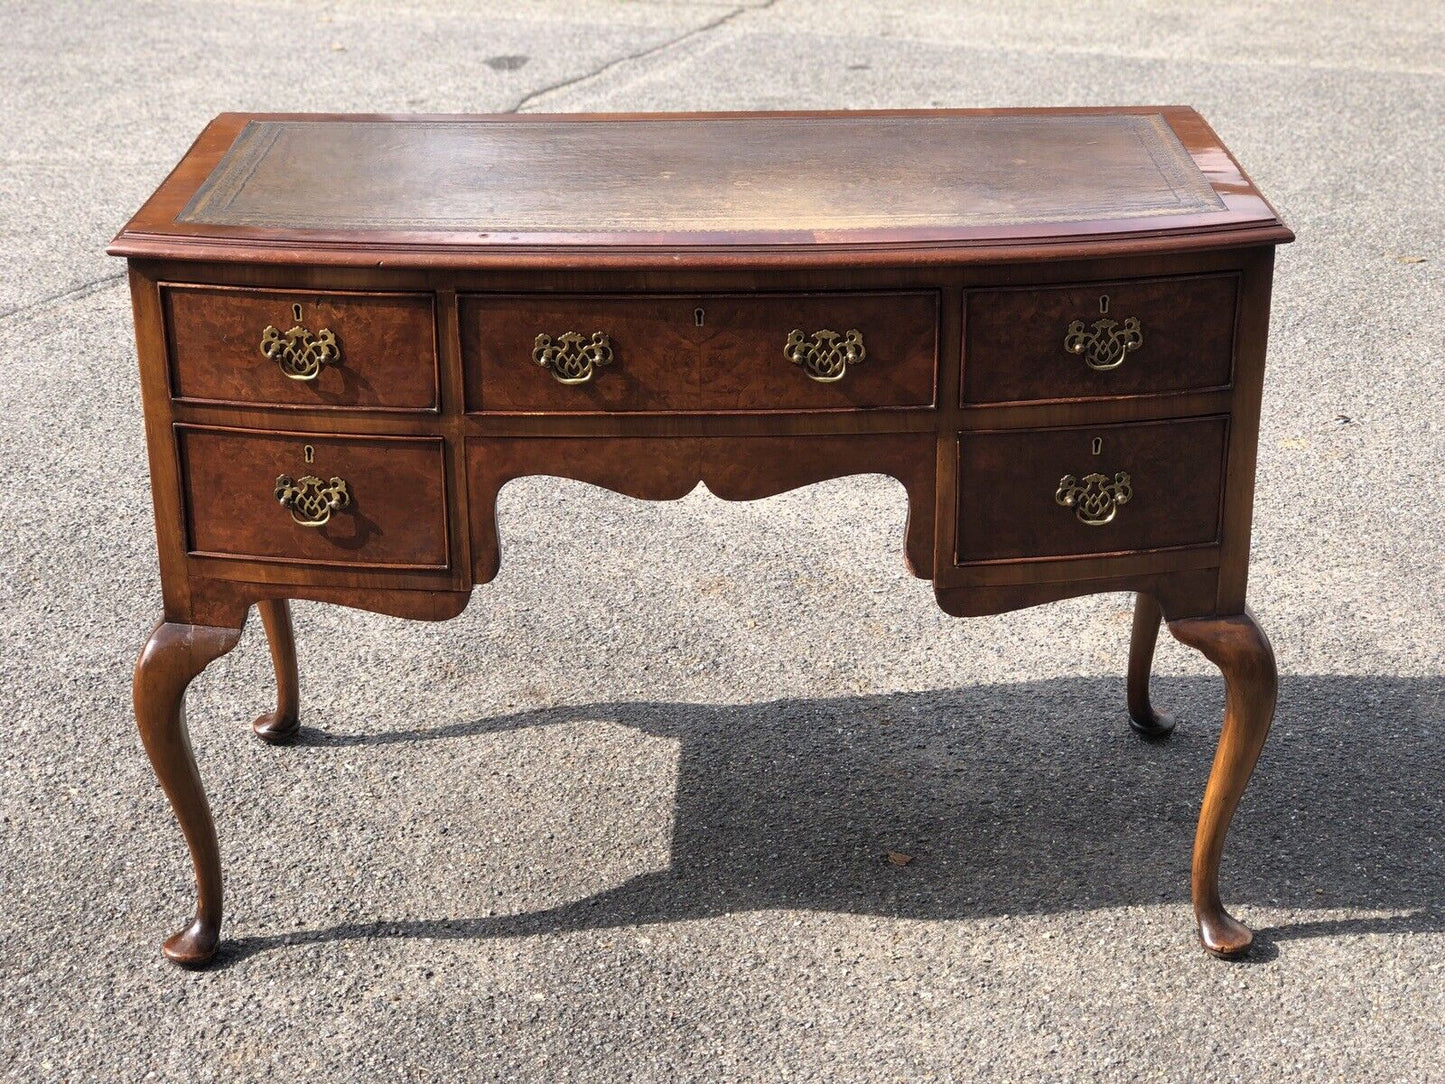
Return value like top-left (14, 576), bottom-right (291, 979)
top-left (222, 674), bottom-right (1445, 964)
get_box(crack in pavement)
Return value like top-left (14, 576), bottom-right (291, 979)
top-left (508, 0), bottom-right (779, 114)
top-left (0, 272), bottom-right (126, 325)
top-left (3, 3), bottom-right (784, 326)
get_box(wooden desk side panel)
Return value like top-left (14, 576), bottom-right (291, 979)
top-left (127, 266), bottom-right (194, 623)
top-left (1214, 246), bottom-right (1275, 613)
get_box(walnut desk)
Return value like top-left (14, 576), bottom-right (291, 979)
top-left (111, 108), bottom-right (1292, 966)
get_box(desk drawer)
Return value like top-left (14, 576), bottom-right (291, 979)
top-left (954, 417), bottom-right (1227, 564)
top-left (177, 426), bottom-right (449, 570)
top-left (962, 274), bottom-right (1237, 404)
top-left (163, 286), bottom-right (438, 410)
top-left (460, 292), bottom-right (937, 412)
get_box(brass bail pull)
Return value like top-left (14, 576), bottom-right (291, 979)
top-left (1054, 470), bottom-right (1133, 526)
top-left (533, 331), bottom-right (613, 384)
top-left (783, 327), bottom-right (866, 382)
top-left (274, 472), bottom-right (351, 528)
top-left (1062, 302), bottom-right (1144, 371)
top-left (260, 305), bottom-right (341, 382)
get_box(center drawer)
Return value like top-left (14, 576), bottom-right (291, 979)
top-left (176, 425), bottom-right (449, 570)
top-left (459, 292), bottom-right (938, 412)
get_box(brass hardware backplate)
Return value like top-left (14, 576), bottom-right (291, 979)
top-left (260, 323), bottom-right (341, 381)
top-left (1055, 471), bottom-right (1132, 526)
top-left (784, 328), bottom-right (866, 382)
top-left (1063, 315), bottom-right (1143, 371)
top-left (533, 331), bottom-right (613, 384)
top-left (275, 473), bottom-right (351, 528)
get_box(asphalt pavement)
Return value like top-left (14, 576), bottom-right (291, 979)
top-left (1, 1), bottom-right (1442, 1081)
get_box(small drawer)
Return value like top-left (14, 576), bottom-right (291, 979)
top-left (460, 292), bottom-right (937, 413)
top-left (962, 274), bottom-right (1237, 404)
top-left (954, 417), bottom-right (1227, 565)
top-left (162, 285), bottom-right (438, 410)
top-left (176, 425), bottom-right (449, 570)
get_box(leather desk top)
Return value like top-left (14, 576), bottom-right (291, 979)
top-left (110, 107), bottom-right (1291, 267)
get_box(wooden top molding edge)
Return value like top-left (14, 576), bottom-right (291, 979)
top-left (109, 107), bottom-right (1292, 270)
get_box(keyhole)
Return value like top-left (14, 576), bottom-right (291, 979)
top-left (1091, 437), bottom-right (1103, 456)
top-left (1098, 295), bottom-right (1110, 315)
top-left (304, 444), bottom-right (315, 464)
top-left (694, 307), bottom-right (705, 327)
top-left (292, 303), bottom-right (303, 322)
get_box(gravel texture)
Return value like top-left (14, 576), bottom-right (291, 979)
top-left (1, 1), bottom-right (1442, 1081)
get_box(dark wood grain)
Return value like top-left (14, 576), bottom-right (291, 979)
top-left (163, 285), bottom-right (438, 410)
top-left (461, 294), bottom-right (699, 413)
top-left (694, 293), bottom-right (937, 411)
top-left (963, 273), bottom-right (1237, 404)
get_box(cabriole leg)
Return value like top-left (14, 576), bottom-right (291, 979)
top-left (1168, 610), bottom-right (1277, 958)
top-left (1127, 592), bottom-right (1176, 737)
top-left (133, 620), bottom-right (244, 966)
top-left (253, 598), bottom-right (300, 745)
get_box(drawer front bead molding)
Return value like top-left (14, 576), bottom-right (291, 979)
top-left (533, 331), bottom-right (613, 384)
top-left (1054, 470), bottom-right (1133, 526)
top-left (274, 473), bottom-right (351, 527)
top-left (783, 327), bottom-right (866, 382)
top-left (259, 322), bottom-right (341, 381)
top-left (1063, 294), bottom-right (1144, 371)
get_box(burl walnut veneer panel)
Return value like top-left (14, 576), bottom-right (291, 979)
top-left (461, 291), bottom-right (938, 413)
top-left (177, 426), bottom-right (449, 570)
top-left (163, 285), bottom-right (438, 410)
top-left (954, 417), bottom-right (1228, 564)
top-left (962, 274), bottom-right (1239, 404)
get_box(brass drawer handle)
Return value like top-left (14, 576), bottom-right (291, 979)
top-left (274, 473), bottom-right (351, 528)
top-left (260, 322), bottom-right (341, 381)
top-left (533, 331), bottom-right (613, 384)
top-left (1055, 471), bottom-right (1132, 526)
top-left (1063, 310), bottom-right (1143, 371)
top-left (784, 328), bottom-right (866, 382)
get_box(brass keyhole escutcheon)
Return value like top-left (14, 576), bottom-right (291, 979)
top-left (1091, 437), bottom-right (1103, 456)
top-left (694, 307), bottom-right (705, 327)
top-left (292, 303), bottom-right (303, 322)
